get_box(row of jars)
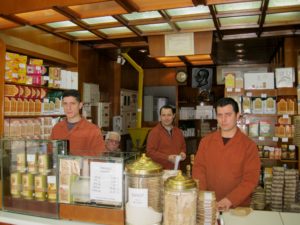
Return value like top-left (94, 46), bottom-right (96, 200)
top-left (125, 154), bottom-right (217, 225)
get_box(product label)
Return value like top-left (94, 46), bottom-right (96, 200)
top-left (128, 188), bottom-right (148, 208)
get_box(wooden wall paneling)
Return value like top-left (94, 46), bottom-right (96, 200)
top-left (77, 44), bottom-right (100, 95)
top-left (0, 38), bottom-right (5, 137)
top-left (0, 32), bottom-right (77, 66)
top-left (284, 36), bottom-right (300, 68)
top-left (144, 68), bottom-right (178, 86)
top-left (148, 35), bottom-right (165, 57)
top-left (1, 27), bottom-right (73, 55)
top-left (194, 31), bottom-right (213, 55)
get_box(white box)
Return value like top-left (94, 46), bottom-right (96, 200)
top-left (244, 72), bottom-right (274, 90)
top-left (275, 67), bottom-right (295, 88)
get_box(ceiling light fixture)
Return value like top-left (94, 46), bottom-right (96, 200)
top-left (236, 49), bottom-right (245, 53)
top-left (237, 54), bottom-right (245, 58)
top-left (235, 43), bottom-right (244, 47)
top-left (139, 49), bottom-right (147, 53)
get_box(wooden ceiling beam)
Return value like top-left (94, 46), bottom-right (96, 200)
top-left (205, 0), bottom-right (258, 5)
top-left (208, 5), bottom-right (222, 40)
top-left (257, 0), bottom-right (269, 37)
top-left (112, 15), bottom-right (144, 38)
top-left (0, 0), bottom-right (109, 14)
top-left (158, 10), bottom-right (180, 32)
top-left (114, 0), bottom-right (138, 13)
top-left (53, 6), bottom-right (120, 47)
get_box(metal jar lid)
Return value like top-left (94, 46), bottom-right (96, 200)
top-left (164, 170), bottom-right (197, 191)
top-left (125, 153), bottom-right (163, 175)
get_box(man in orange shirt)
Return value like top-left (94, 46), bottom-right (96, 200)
top-left (51, 89), bottom-right (105, 156)
top-left (192, 97), bottom-right (260, 211)
top-left (146, 105), bottom-right (186, 169)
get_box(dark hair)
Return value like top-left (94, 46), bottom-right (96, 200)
top-left (160, 105), bottom-right (175, 114)
top-left (63, 89), bottom-right (81, 102)
top-left (215, 97), bottom-right (239, 113)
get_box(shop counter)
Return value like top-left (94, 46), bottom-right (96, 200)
top-left (0, 211), bottom-right (99, 225)
top-left (280, 212), bottom-right (300, 225)
top-left (223, 210), bottom-right (283, 225)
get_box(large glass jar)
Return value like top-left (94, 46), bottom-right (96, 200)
top-left (125, 153), bottom-right (163, 225)
top-left (163, 171), bottom-right (197, 225)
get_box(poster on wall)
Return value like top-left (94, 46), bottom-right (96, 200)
top-left (191, 68), bottom-right (213, 90)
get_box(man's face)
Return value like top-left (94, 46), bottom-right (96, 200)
top-left (105, 139), bottom-right (120, 152)
top-left (160, 108), bottom-right (175, 127)
top-left (216, 104), bottom-right (239, 132)
top-left (62, 96), bottom-right (82, 120)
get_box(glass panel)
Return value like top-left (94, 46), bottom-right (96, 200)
top-left (176, 19), bottom-right (214, 30)
top-left (220, 15), bottom-right (259, 27)
top-left (265, 12), bottom-right (300, 24)
top-left (269, 0), bottom-right (300, 7)
top-left (122, 11), bottom-right (162, 21)
top-left (136, 23), bottom-right (172, 32)
top-left (46, 21), bottom-right (76, 28)
top-left (99, 27), bottom-right (133, 35)
top-left (67, 30), bottom-right (97, 38)
top-left (216, 1), bottom-right (261, 12)
top-left (0, 139), bottom-right (68, 218)
top-left (82, 16), bottom-right (117, 25)
top-left (166, 5), bottom-right (210, 16)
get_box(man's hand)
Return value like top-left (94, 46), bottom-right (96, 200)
top-left (217, 198), bottom-right (232, 211)
top-left (180, 152), bottom-right (186, 161)
top-left (168, 154), bottom-right (177, 163)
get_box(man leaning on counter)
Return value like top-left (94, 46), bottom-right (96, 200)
top-left (192, 97), bottom-right (261, 211)
top-left (50, 89), bottom-right (105, 156)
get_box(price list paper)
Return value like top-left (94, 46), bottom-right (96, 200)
top-left (90, 161), bottom-right (123, 203)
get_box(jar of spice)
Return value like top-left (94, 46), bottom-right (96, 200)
top-left (163, 170), bottom-right (197, 225)
top-left (125, 153), bottom-right (163, 225)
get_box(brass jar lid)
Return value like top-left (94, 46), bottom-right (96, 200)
top-left (125, 153), bottom-right (163, 175)
top-left (164, 170), bottom-right (197, 191)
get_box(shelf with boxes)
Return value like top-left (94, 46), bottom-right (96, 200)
top-left (3, 51), bottom-right (79, 139)
top-left (224, 67), bottom-right (299, 173)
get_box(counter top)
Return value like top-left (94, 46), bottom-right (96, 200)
top-left (0, 211), bottom-right (99, 225)
top-left (223, 210), bottom-right (283, 225)
top-left (223, 210), bottom-right (300, 225)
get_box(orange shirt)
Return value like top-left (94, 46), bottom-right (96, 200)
top-left (146, 123), bottom-right (186, 169)
top-left (50, 118), bottom-right (105, 156)
top-left (192, 128), bottom-right (260, 207)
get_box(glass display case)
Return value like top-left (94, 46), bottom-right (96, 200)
top-left (0, 138), bottom-right (68, 218)
top-left (58, 151), bottom-right (139, 225)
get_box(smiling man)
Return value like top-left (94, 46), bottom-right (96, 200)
top-left (146, 105), bottom-right (186, 169)
top-left (50, 89), bottom-right (105, 156)
top-left (192, 97), bottom-right (260, 211)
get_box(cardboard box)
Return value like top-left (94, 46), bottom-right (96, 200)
top-left (275, 67), bottom-right (295, 88)
top-left (244, 72), bottom-right (274, 89)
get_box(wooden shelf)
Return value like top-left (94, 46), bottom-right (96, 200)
top-left (277, 87), bottom-right (297, 96)
top-left (4, 114), bottom-right (65, 118)
top-left (5, 81), bottom-right (69, 91)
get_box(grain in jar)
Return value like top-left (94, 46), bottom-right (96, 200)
top-left (164, 171), bottom-right (197, 225)
top-left (125, 154), bottom-right (163, 225)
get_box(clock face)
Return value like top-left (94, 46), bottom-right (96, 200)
top-left (176, 71), bottom-right (187, 83)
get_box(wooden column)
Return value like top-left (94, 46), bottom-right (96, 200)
top-left (0, 38), bottom-right (6, 137)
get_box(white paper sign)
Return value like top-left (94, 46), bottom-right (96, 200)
top-left (128, 188), bottom-right (148, 208)
top-left (165, 33), bottom-right (194, 56)
top-left (90, 162), bottom-right (123, 203)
